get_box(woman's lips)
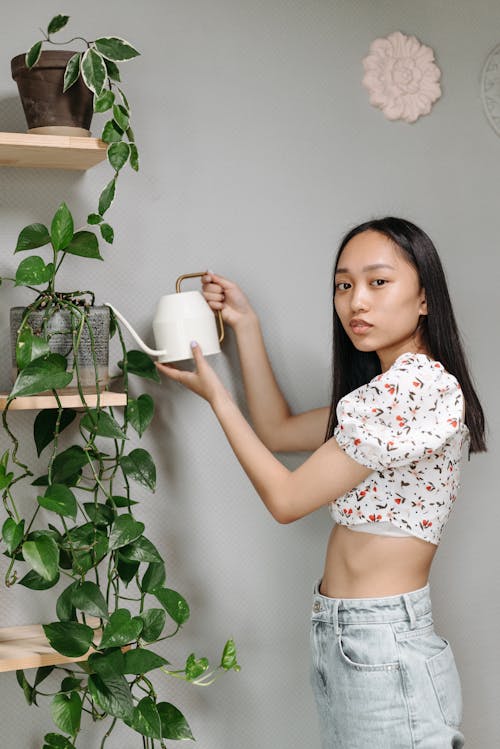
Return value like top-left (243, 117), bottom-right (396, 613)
top-left (350, 323), bottom-right (373, 334)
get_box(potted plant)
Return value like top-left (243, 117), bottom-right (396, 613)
top-left (0, 18), bottom-right (240, 749)
top-left (12, 14), bottom-right (140, 246)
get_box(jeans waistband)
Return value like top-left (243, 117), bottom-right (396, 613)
top-left (312, 578), bottom-right (432, 634)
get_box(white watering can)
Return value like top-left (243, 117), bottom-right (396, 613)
top-left (105, 272), bottom-right (224, 363)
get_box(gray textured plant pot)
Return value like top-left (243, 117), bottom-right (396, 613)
top-left (11, 50), bottom-right (94, 135)
top-left (10, 305), bottom-right (110, 390)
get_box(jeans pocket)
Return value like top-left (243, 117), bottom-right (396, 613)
top-left (337, 623), bottom-right (401, 672)
top-left (425, 639), bottom-right (463, 728)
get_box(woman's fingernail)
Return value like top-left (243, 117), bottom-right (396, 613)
top-left (190, 340), bottom-right (198, 348)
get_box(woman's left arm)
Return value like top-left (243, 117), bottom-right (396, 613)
top-left (156, 342), bottom-right (373, 524)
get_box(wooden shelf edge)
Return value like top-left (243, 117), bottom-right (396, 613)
top-left (0, 392), bottom-right (127, 411)
top-left (0, 132), bottom-right (107, 171)
top-left (0, 618), bottom-right (101, 672)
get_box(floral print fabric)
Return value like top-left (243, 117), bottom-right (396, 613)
top-left (330, 352), bottom-right (470, 545)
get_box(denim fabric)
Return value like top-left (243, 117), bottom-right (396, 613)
top-left (310, 580), bottom-right (465, 748)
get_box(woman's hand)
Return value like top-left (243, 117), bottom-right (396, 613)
top-left (154, 341), bottom-right (231, 406)
top-left (201, 271), bottom-right (256, 329)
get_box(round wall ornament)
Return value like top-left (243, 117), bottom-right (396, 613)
top-left (362, 31), bottom-right (442, 123)
top-left (481, 43), bottom-right (500, 136)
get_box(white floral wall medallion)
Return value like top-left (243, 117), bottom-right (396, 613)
top-left (481, 43), bottom-right (500, 136)
top-left (362, 31), bottom-right (442, 123)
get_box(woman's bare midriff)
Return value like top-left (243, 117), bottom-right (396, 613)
top-left (320, 522), bottom-right (438, 598)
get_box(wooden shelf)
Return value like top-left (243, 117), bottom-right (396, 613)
top-left (0, 618), bottom-right (101, 672)
top-left (0, 132), bottom-right (107, 171)
top-left (0, 391), bottom-right (127, 411)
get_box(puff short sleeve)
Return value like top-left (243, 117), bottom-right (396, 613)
top-left (333, 354), bottom-right (465, 472)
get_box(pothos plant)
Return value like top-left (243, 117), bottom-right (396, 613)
top-left (0, 23), bottom-right (240, 744)
top-left (26, 13), bottom-right (141, 245)
top-left (1, 202), bottom-right (240, 746)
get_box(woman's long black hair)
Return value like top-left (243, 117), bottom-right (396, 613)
top-left (324, 217), bottom-right (486, 457)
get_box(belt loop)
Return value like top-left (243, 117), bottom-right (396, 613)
top-left (402, 593), bottom-right (417, 629)
top-left (332, 599), bottom-right (342, 635)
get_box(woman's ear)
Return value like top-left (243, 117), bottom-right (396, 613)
top-left (419, 290), bottom-right (428, 316)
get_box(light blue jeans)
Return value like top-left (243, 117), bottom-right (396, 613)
top-left (310, 579), bottom-right (465, 748)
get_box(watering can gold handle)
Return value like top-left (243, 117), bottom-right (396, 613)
top-left (175, 272), bottom-right (225, 344)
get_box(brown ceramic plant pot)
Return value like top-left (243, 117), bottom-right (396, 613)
top-left (11, 50), bottom-right (94, 136)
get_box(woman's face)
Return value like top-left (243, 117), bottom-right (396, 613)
top-left (334, 230), bottom-right (428, 369)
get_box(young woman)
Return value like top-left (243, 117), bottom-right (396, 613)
top-left (155, 217), bottom-right (486, 748)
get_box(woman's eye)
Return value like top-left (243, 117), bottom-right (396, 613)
top-left (371, 279), bottom-right (387, 286)
top-left (335, 282), bottom-right (350, 291)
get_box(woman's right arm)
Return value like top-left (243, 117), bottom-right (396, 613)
top-left (202, 272), bottom-right (330, 453)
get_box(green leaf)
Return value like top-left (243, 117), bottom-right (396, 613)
top-left (127, 394), bottom-right (154, 437)
top-left (87, 213), bottom-right (103, 225)
top-left (80, 409), bottom-right (126, 439)
top-left (15, 256), bottom-right (53, 286)
top-left (94, 37), bottom-right (140, 62)
top-left (26, 41), bottom-right (43, 69)
top-left (118, 350), bottom-right (160, 382)
top-left (52, 446), bottom-right (88, 483)
top-left (71, 580), bottom-right (109, 620)
top-left (64, 230), bottom-right (102, 260)
top-left (138, 608), bottom-right (166, 643)
top-left (81, 48), bottom-right (106, 96)
top-left (63, 53), bottom-right (81, 92)
top-left (0, 463), bottom-right (14, 491)
top-left (140, 561), bottom-right (165, 594)
top-left (34, 665), bottom-right (55, 687)
top-left (123, 648), bottom-right (167, 675)
top-left (60, 677), bottom-right (83, 692)
top-left (15, 223), bottom-right (50, 252)
top-left (37, 484), bottom-right (77, 520)
top-left (221, 638), bottom-right (240, 671)
top-left (50, 202), bottom-right (74, 251)
top-left (104, 58), bottom-right (120, 81)
top-left (43, 733), bottom-right (76, 749)
top-left (83, 502), bottom-right (114, 527)
top-left (88, 673), bottom-right (134, 720)
top-left (16, 670), bottom-right (35, 705)
top-left (16, 327), bottom-right (50, 370)
top-left (94, 89), bottom-right (115, 113)
top-left (99, 609), bottom-right (143, 649)
top-left (112, 104), bottom-right (129, 132)
top-left (43, 621), bottom-right (94, 658)
top-left (100, 223), bottom-right (114, 244)
top-left (129, 696), bottom-right (162, 739)
top-left (88, 649), bottom-right (125, 679)
top-left (108, 495), bottom-right (138, 508)
top-left (2, 517), bottom-right (24, 554)
top-left (129, 142), bottom-right (139, 171)
top-left (19, 569), bottom-right (60, 590)
top-left (22, 535), bottom-right (59, 580)
top-left (101, 120), bottom-right (123, 144)
top-left (157, 702), bottom-right (194, 741)
top-left (120, 448), bottom-right (156, 491)
top-left (154, 588), bottom-right (190, 626)
top-left (48, 15), bottom-right (70, 34)
top-left (56, 581), bottom-right (78, 622)
top-left (108, 514), bottom-right (145, 550)
top-left (51, 692), bottom-right (82, 736)
top-left (107, 141), bottom-right (129, 172)
top-left (185, 653), bottom-right (209, 680)
top-left (10, 353), bottom-right (71, 399)
top-left (98, 177), bottom-right (116, 215)
top-left (34, 409), bottom-right (76, 457)
top-left (117, 556), bottom-right (140, 584)
top-left (120, 536), bottom-right (162, 564)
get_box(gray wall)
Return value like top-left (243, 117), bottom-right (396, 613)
top-left (0, 1), bottom-right (498, 747)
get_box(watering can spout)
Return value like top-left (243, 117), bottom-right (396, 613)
top-left (104, 303), bottom-right (167, 358)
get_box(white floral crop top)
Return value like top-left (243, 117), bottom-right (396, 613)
top-left (330, 352), bottom-right (470, 545)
